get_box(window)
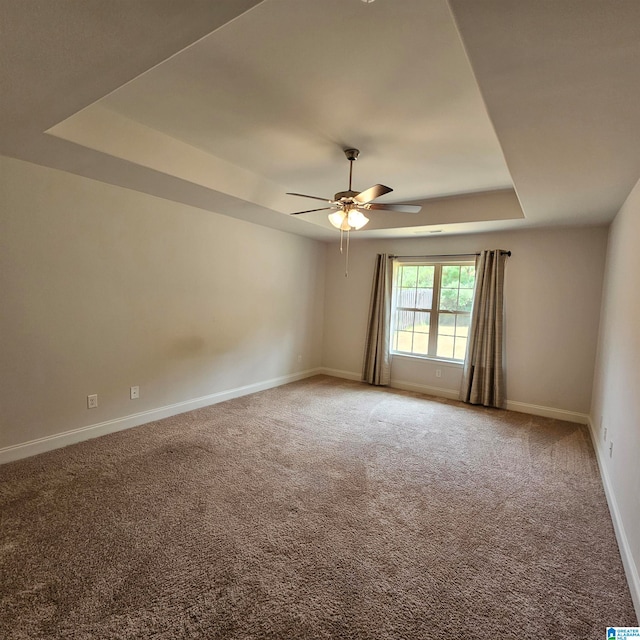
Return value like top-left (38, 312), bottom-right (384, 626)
top-left (391, 261), bottom-right (476, 362)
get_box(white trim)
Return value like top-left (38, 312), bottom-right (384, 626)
top-left (319, 367), bottom-right (362, 381)
top-left (0, 368), bottom-right (323, 465)
top-left (505, 400), bottom-right (588, 424)
top-left (6, 366), bottom-right (632, 614)
top-left (319, 368), bottom-right (459, 399)
top-left (587, 417), bottom-right (640, 619)
top-left (390, 378), bottom-right (460, 400)
top-left (319, 369), bottom-right (591, 421)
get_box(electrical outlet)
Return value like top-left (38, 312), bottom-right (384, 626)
top-left (130, 386), bottom-right (139, 400)
top-left (435, 369), bottom-right (442, 378)
top-left (297, 354), bottom-right (302, 363)
top-left (87, 394), bottom-right (98, 409)
top-left (609, 441), bottom-right (614, 458)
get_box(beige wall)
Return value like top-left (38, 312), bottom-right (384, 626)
top-left (0, 156), bottom-right (326, 451)
top-left (322, 226), bottom-right (608, 416)
top-left (1, 151), bottom-right (637, 611)
top-left (590, 176), bottom-right (640, 612)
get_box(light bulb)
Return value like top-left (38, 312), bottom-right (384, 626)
top-left (347, 209), bottom-right (369, 230)
top-left (328, 211), bottom-right (346, 229)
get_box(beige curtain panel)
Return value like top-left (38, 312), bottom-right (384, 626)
top-left (460, 250), bottom-right (508, 408)
top-left (363, 253), bottom-right (393, 386)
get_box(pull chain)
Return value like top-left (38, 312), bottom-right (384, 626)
top-left (345, 229), bottom-right (350, 277)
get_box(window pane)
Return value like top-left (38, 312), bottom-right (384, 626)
top-left (417, 265), bottom-right (434, 287)
top-left (455, 314), bottom-right (470, 338)
top-left (414, 311), bottom-right (430, 333)
top-left (440, 288), bottom-right (459, 311)
top-left (458, 289), bottom-right (474, 312)
top-left (395, 309), bottom-right (414, 332)
top-left (454, 337), bottom-right (467, 361)
top-left (399, 287), bottom-right (416, 308)
top-left (436, 334), bottom-right (454, 359)
top-left (413, 332), bottom-right (429, 355)
top-left (440, 264), bottom-right (476, 312)
top-left (400, 266), bottom-right (418, 288)
top-left (460, 265), bottom-right (475, 288)
top-left (442, 265), bottom-right (460, 287)
top-left (439, 314), bottom-right (455, 336)
top-left (395, 331), bottom-right (414, 352)
top-left (415, 287), bottom-right (433, 309)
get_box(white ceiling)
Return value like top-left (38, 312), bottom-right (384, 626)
top-left (2, 0), bottom-right (640, 240)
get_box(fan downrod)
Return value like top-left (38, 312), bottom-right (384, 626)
top-left (342, 148), bottom-right (360, 193)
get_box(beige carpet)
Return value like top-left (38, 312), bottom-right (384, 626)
top-left (0, 375), bottom-right (636, 639)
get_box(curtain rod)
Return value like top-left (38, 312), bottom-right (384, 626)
top-left (389, 251), bottom-right (511, 259)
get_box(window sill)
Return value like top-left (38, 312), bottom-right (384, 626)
top-left (391, 353), bottom-right (464, 367)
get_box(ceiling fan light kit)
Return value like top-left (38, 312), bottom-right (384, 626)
top-left (328, 208), bottom-right (369, 231)
top-left (287, 148), bottom-right (422, 275)
top-left (287, 147), bottom-right (421, 230)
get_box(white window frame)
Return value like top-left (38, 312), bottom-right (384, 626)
top-left (390, 259), bottom-right (475, 363)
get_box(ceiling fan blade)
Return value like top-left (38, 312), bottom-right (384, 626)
top-left (353, 184), bottom-right (393, 204)
top-left (290, 207), bottom-right (333, 215)
top-left (286, 192), bottom-right (333, 203)
top-left (366, 203), bottom-right (422, 214)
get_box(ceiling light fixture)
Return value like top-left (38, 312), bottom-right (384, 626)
top-left (287, 148), bottom-right (420, 231)
top-left (287, 148), bottom-right (422, 276)
top-left (328, 207), bottom-right (369, 231)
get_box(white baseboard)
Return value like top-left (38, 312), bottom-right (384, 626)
top-left (390, 378), bottom-right (460, 400)
top-left (0, 368), bottom-right (323, 465)
top-left (587, 418), bottom-right (640, 620)
top-left (320, 369), bottom-right (588, 421)
top-left (5, 368), bottom-right (635, 617)
top-left (320, 368), bottom-right (457, 399)
top-left (505, 400), bottom-right (589, 424)
top-left (319, 367), bottom-right (362, 381)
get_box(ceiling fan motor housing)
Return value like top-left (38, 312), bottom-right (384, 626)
top-left (334, 190), bottom-right (359, 202)
top-left (287, 146), bottom-right (421, 217)
top-left (344, 148), bottom-right (360, 162)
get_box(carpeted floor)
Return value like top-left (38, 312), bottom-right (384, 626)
top-left (0, 375), bottom-right (636, 639)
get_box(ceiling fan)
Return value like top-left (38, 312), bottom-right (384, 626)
top-left (287, 148), bottom-right (422, 231)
